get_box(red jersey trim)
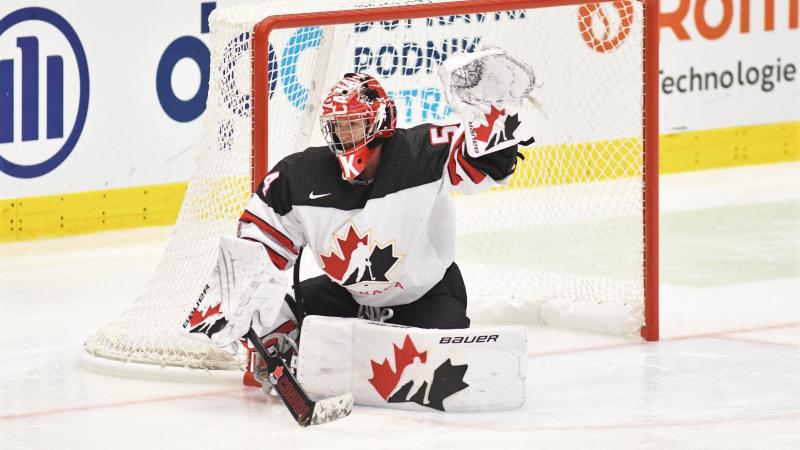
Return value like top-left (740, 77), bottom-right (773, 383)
top-left (240, 210), bottom-right (298, 255)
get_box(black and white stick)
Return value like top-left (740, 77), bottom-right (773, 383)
top-left (246, 328), bottom-right (353, 426)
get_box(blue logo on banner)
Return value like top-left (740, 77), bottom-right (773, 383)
top-left (0, 7), bottom-right (90, 178)
top-left (279, 26), bottom-right (322, 110)
top-left (154, 0), bottom-right (323, 121)
top-left (156, 2), bottom-right (214, 122)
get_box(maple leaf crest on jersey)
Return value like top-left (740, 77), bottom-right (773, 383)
top-left (319, 223), bottom-right (403, 296)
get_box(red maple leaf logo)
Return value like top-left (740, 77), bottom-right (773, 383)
top-left (473, 105), bottom-right (505, 142)
top-left (319, 225), bottom-right (369, 281)
top-left (272, 365), bottom-right (284, 380)
top-left (368, 335), bottom-right (427, 400)
top-left (189, 303), bottom-right (221, 327)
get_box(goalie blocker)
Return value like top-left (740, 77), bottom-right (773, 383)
top-left (297, 316), bottom-right (527, 412)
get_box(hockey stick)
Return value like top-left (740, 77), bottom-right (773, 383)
top-left (366, 261), bottom-right (375, 280)
top-left (246, 328), bottom-right (353, 426)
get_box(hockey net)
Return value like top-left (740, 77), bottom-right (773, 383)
top-left (84, 0), bottom-right (658, 373)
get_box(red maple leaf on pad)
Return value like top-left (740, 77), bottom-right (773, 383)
top-left (368, 335), bottom-right (427, 400)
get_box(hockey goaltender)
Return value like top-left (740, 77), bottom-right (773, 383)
top-left (182, 46), bottom-right (535, 425)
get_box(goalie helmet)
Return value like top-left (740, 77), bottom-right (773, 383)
top-left (320, 73), bottom-right (396, 181)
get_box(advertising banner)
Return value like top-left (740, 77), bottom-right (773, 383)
top-left (659, 0), bottom-right (799, 132)
top-left (0, 0), bottom-right (797, 240)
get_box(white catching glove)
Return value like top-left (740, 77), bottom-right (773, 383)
top-left (439, 45), bottom-right (537, 123)
top-left (181, 236), bottom-right (288, 350)
top-left (439, 46), bottom-right (538, 157)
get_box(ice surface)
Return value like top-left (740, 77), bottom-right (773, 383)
top-left (1, 163), bottom-right (798, 449)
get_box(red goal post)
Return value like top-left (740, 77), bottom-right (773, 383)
top-left (251, 0), bottom-right (660, 341)
top-left (83, 0), bottom-right (660, 379)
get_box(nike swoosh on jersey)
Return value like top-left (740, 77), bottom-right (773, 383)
top-left (309, 191), bottom-right (332, 200)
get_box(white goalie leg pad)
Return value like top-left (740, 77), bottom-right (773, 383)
top-left (297, 316), bottom-right (528, 412)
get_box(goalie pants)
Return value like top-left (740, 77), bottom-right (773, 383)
top-left (293, 262), bottom-right (470, 329)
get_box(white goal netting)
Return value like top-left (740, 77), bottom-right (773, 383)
top-left (84, 0), bottom-right (654, 372)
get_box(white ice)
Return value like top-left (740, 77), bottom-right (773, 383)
top-left (1, 162), bottom-right (798, 449)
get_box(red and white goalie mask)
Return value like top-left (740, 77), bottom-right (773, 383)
top-left (320, 73), bottom-right (396, 181)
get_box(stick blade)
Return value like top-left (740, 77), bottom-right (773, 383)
top-left (310, 393), bottom-right (353, 425)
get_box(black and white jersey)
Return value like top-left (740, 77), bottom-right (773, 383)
top-left (238, 122), bottom-right (521, 308)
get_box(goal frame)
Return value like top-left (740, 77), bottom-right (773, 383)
top-left (251, 0), bottom-right (660, 341)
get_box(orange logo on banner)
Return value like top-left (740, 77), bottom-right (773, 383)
top-left (578, 1), bottom-right (635, 53)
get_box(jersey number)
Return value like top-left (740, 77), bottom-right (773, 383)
top-left (429, 125), bottom-right (459, 145)
top-left (261, 171), bottom-right (280, 196)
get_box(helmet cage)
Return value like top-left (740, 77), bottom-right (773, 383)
top-left (319, 73), bottom-right (396, 180)
top-left (320, 112), bottom-right (380, 155)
